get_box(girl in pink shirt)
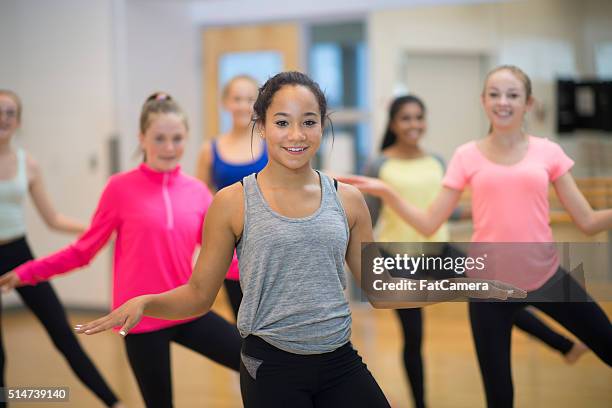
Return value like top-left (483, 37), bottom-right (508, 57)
top-left (339, 65), bottom-right (612, 408)
top-left (367, 94), bottom-right (586, 408)
top-left (1, 93), bottom-right (241, 407)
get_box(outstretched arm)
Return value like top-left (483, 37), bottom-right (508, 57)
top-left (0, 177), bottom-right (121, 290)
top-left (553, 172), bottom-right (612, 235)
top-left (337, 175), bottom-right (461, 236)
top-left (338, 182), bottom-right (524, 309)
top-left (76, 183), bottom-right (244, 336)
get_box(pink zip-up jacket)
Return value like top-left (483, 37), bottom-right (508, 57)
top-left (15, 163), bottom-right (212, 334)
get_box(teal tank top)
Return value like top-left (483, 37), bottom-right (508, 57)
top-left (0, 149), bottom-right (28, 240)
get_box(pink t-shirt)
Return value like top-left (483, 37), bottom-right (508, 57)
top-left (16, 164), bottom-right (213, 333)
top-left (442, 135), bottom-right (574, 290)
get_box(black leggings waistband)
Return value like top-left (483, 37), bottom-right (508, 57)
top-left (0, 236), bottom-right (32, 275)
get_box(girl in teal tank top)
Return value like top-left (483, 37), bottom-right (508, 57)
top-left (0, 89), bottom-right (123, 408)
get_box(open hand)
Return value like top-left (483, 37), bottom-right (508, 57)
top-left (75, 296), bottom-right (147, 337)
top-left (336, 175), bottom-right (391, 198)
top-left (462, 278), bottom-right (527, 300)
top-left (0, 271), bottom-right (23, 293)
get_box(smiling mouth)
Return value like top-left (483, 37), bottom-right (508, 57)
top-left (283, 147), bottom-right (308, 154)
top-left (494, 111), bottom-right (513, 118)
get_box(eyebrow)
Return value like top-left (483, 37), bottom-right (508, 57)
top-left (487, 86), bottom-right (521, 92)
top-left (273, 112), bottom-right (319, 117)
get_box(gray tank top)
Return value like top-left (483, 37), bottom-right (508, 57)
top-left (236, 171), bottom-right (352, 354)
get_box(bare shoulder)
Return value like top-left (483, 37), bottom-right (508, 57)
top-left (211, 181), bottom-right (245, 237)
top-left (215, 182), bottom-right (244, 206)
top-left (336, 181), bottom-right (368, 228)
top-left (24, 151), bottom-right (41, 182)
top-left (337, 181), bottom-right (364, 202)
top-left (198, 140), bottom-right (213, 160)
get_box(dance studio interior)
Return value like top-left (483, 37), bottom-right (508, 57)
top-left (0, 0), bottom-right (611, 406)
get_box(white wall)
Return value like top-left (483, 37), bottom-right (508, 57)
top-left (579, 0), bottom-right (612, 77)
top-left (119, 0), bottom-right (202, 174)
top-left (0, 0), bottom-right (205, 309)
top-left (0, 0), bottom-right (115, 308)
top-left (188, 0), bottom-right (503, 25)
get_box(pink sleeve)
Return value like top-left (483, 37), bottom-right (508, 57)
top-left (442, 147), bottom-right (469, 191)
top-left (15, 179), bottom-right (120, 285)
top-left (548, 142), bottom-right (574, 181)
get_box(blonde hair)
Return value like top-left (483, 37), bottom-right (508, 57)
top-left (483, 65), bottom-right (532, 101)
top-left (139, 92), bottom-right (188, 133)
top-left (221, 75), bottom-right (259, 100)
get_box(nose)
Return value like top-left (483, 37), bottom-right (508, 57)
top-left (287, 124), bottom-right (306, 142)
top-left (240, 100), bottom-right (253, 110)
top-left (163, 140), bottom-right (175, 152)
top-left (498, 94), bottom-right (510, 104)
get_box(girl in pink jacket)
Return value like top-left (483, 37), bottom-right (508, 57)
top-left (3, 93), bottom-right (241, 408)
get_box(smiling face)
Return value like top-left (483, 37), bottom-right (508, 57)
top-left (139, 113), bottom-right (187, 172)
top-left (390, 101), bottom-right (426, 148)
top-left (223, 78), bottom-right (258, 130)
top-left (261, 85), bottom-right (323, 171)
top-left (482, 69), bottom-right (533, 133)
top-left (0, 94), bottom-right (20, 143)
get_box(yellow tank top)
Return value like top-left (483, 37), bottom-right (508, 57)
top-left (375, 155), bottom-right (449, 255)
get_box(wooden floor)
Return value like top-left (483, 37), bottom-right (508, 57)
top-left (3, 292), bottom-right (611, 408)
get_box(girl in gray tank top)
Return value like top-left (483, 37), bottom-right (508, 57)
top-left (74, 72), bottom-right (392, 407)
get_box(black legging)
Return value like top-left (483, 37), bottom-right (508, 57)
top-left (223, 279), bottom-right (243, 319)
top-left (391, 245), bottom-right (575, 408)
top-left (240, 335), bottom-right (390, 408)
top-left (395, 308), bottom-right (425, 408)
top-left (124, 311), bottom-right (241, 408)
top-left (0, 237), bottom-right (118, 407)
top-left (470, 268), bottom-right (612, 408)
top-left (395, 306), bottom-right (573, 408)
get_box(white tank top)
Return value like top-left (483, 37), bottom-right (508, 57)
top-left (0, 149), bottom-right (28, 240)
